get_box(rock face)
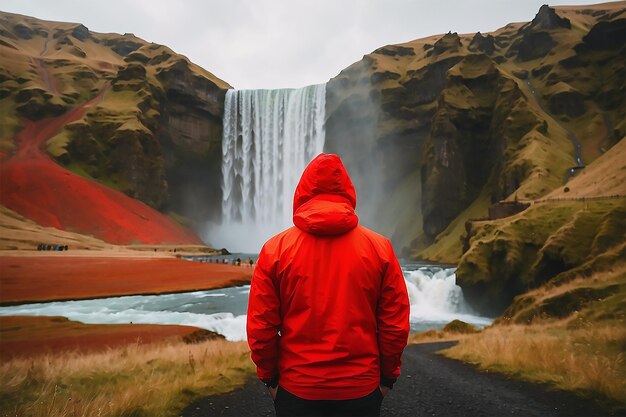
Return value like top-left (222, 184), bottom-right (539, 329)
top-left (0, 12), bottom-right (230, 226)
top-left (469, 32), bottom-right (495, 54)
top-left (156, 59), bottom-right (227, 221)
top-left (325, 3), bottom-right (626, 313)
top-left (529, 4), bottom-right (572, 30)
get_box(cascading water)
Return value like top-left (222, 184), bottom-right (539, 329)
top-left (404, 266), bottom-right (492, 331)
top-left (215, 84), bottom-right (326, 252)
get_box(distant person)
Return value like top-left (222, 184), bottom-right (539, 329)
top-left (247, 153), bottom-right (410, 417)
top-left (236, 257), bottom-right (241, 266)
top-left (248, 258), bottom-right (253, 267)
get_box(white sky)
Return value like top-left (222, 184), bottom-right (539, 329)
top-left (0, 0), bottom-right (610, 89)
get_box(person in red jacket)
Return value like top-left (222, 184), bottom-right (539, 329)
top-left (247, 153), bottom-right (410, 417)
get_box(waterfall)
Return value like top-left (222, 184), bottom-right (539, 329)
top-left (217, 84), bottom-right (326, 252)
top-left (403, 267), bottom-right (493, 330)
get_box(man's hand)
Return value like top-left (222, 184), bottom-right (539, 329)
top-left (268, 386), bottom-right (278, 400)
top-left (379, 385), bottom-right (390, 397)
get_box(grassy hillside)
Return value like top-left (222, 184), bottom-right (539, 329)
top-left (455, 128), bottom-right (625, 314)
top-left (0, 12), bottom-right (229, 222)
top-left (325, 3), bottom-right (625, 257)
top-left (0, 205), bottom-right (113, 250)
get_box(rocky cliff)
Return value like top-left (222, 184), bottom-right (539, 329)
top-left (0, 12), bottom-right (229, 225)
top-left (325, 3), bottom-right (625, 314)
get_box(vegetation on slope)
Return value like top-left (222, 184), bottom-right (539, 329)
top-left (456, 127), bottom-right (626, 314)
top-left (325, 3), bottom-right (625, 257)
top-left (0, 12), bottom-right (229, 224)
top-left (457, 198), bottom-right (625, 315)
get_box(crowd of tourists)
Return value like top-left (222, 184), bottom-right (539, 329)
top-left (202, 257), bottom-right (255, 267)
top-left (37, 243), bottom-right (69, 251)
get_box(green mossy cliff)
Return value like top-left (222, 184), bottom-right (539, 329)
top-left (0, 12), bottom-right (230, 222)
top-left (458, 198), bottom-right (625, 315)
top-left (325, 3), bottom-right (625, 314)
top-left (326, 4), bottom-right (624, 252)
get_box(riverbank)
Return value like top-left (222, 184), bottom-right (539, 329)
top-left (0, 251), bottom-right (255, 416)
top-left (0, 255), bottom-right (253, 305)
top-left (0, 315), bottom-right (206, 359)
top-left (0, 328), bottom-right (253, 417)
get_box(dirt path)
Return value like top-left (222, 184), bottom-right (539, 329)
top-left (523, 78), bottom-right (585, 183)
top-left (182, 342), bottom-right (618, 417)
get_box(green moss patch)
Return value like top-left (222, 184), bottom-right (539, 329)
top-left (457, 199), bottom-right (626, 315)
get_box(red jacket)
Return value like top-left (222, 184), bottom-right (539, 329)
top-left (246, 153), bottom-right (410, 400)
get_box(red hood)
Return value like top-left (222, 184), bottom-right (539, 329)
top-left (293, 153), bottom-right (358, 236)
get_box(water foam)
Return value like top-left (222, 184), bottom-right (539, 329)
top-left (0, 288), bottom-right (250, 342)
top-left (405, 267), bottom-right (492, 329)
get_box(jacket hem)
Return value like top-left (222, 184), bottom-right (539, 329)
top-left (280, 380), bottom-right (380, 401)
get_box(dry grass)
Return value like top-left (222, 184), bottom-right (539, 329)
top-left (442, 322), bottom-right (626, 406)
top-left (0, 338), bottom-right (254, 417)
top-left (409, 329), bottom-right (476, 345)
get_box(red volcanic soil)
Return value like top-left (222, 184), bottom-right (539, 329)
top-left (0, 85), bottom-right (202, 245)
top-left (0, 316), bottom-right (202, 359)
top-left (0, 256), bottom-right (252, 304)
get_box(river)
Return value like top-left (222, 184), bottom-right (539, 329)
top-left (0, 261), bottom-right (492, 341)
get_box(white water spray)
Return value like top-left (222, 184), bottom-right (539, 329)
top-left (404, 267), bottom-right (492, 327)
top-left (213, 84), bottom-right (326, 252)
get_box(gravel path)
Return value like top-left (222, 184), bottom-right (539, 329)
top-left (183, 342), bottom-right (619, 417)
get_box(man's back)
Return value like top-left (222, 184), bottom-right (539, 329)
top-left (247, 153), bottom-right (410, 411)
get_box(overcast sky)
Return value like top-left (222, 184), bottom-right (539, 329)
top-left (0, 0), bottom-right (610, 89)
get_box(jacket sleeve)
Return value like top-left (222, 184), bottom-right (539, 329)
top-left (377, 242), bottom-right (410, 383)
top-left (246, 246), bottom-right (281, 381)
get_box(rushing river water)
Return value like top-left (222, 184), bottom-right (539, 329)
top-left (0, 262), bottom-right (491, 341)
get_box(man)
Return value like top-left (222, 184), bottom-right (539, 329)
top-left (247, 153), bottom-right (410, 417)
